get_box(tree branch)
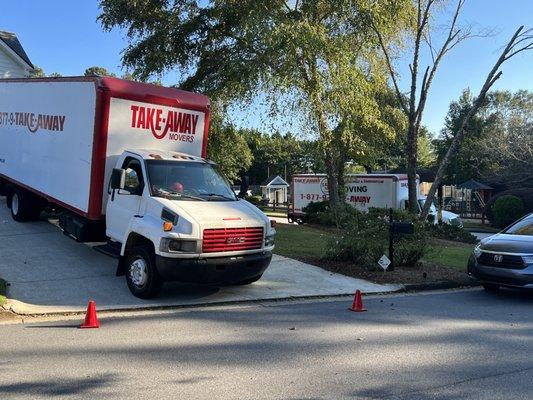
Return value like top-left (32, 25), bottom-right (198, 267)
top-left (370, 20), bottom-right (409, 114)
top-left (420, 25), bottom-right (533, 219)
top-left (415, 0), bottom-right (466, 128)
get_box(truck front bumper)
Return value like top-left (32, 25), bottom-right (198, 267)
top-left (155, 251), bottom-right (272, 285)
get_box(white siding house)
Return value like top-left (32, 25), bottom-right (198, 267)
top-left (261, 175), bottom-right (290, 204)
top-left (0, 31), bottom-right (34, 78)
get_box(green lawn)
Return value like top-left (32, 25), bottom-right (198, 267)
top-left (274, 223), bottom-right (331, 259)
top-left (260, 207), bottom-right (288, 218)
top-left (0, 279), bottom-right (7, 306)
top-left (462, 220), bottom-right (499, 233)
top-left (274, 223), bottom-right (474, 269)
top-left (423, 243), bottom-right (473, 269)
top-left (264, 211), bottom-right (288, 218)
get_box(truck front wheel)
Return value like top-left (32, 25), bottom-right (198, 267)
top-left (125, 246), bottom-right (163, 299)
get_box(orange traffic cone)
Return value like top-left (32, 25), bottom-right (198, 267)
top-left (80, 300), bottom-right (100, 329)
top-left (349, 290), bottom-right (367, 312)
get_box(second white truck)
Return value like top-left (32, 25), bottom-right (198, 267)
top-left (289, 173), bottom-right (462, 226)
top-left (0, 77), bottom-right (275, 298)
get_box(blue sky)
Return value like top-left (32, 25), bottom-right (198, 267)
top-left (1, 0), bottom-right (532, 136)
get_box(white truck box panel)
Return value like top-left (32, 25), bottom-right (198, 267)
top-left (0, 81), bottom-right (96, 213)
top-left (102, 97), bottom-right (206, 208)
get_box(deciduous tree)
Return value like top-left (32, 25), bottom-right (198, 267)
top-left (84, 66), bottom-right (115, 77)
top-left (99, 0), bottom-right (413, 215)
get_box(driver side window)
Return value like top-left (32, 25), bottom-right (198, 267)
top-left (122, 158), bottom-right (144, 195)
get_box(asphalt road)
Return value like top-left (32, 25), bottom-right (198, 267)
top-left (1, 288), bottom-right (533, 400)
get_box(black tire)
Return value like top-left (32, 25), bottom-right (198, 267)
top-left (6, 190), bottom-right (13, 209)
top-left (9, 188), bottom-right (43, 222)
top-left (482, 283), bottom-right (500, 292)
top-left (234, 274), bottom-right (263, 286)
top-left (125, 246), bottom-right (163, 299)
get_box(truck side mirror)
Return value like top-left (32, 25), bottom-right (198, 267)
top-left (110, 168), bottom-right (126, 190)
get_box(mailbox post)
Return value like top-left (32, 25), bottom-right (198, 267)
top-left (389, 208), bottom-right (394, 271)
top-left (388, 208), bottom-right (415, 271)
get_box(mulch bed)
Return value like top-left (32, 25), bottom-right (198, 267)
top-left (290, 250), bottom-right (473, 287)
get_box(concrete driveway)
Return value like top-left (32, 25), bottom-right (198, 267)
top-left (0, 197), bottom-right (400, 315)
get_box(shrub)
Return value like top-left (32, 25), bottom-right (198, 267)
top-left (303, 200), bottom-right (330, 215)
top-left (325, 208), bottom-right (429, 270)
top-left (491, 195), bottom-right (525, 228)
top-left (429, 223), bottom-right (477, 244)
top-left (485, 188), bottom-right (533, 224)
top-left (303, 201), bottom-right (362, 227)
top-left (245, 195), bottom-right (263, 206)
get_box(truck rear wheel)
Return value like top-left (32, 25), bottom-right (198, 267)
top-left (125, 246), bottom-right (163, 299)
top-left (10, 188), bottom-right (43, 222)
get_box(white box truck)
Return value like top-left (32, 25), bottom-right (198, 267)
top-left (288, 173), bottom-right (461, 226)
top-left (0, 77), bottom-right (275, 298)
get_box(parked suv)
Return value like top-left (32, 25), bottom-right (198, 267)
top-left (468, 213), bottom-right (533, 291)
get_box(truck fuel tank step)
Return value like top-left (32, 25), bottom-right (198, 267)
top-left (93, 241), bottom-right (121, 259)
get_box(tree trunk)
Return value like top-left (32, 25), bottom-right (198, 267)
top-left (325, 153), bottom-right (340, 208)
top-left (407, 123), bottom-right (419, 214)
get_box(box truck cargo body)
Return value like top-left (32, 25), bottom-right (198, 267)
top-left (289, 174), bottom-right (461, 226)
top-left (0, 77), bottom-right (209, 219)
top-left (0, 77), bottom-right (275, 298)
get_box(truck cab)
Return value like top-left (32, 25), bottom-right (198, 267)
top-left (106, 149), bottom-right (275, 298)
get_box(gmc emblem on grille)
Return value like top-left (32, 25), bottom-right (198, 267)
top-left (494, 254), bottom-right (503, 263)
top-left (226, 237), bottom-right (245, 244)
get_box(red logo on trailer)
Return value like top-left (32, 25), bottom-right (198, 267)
top-left (0, 111), bottom-right (66, 133)
top-left (320, 178), bottom-right (329, 195)
top-left (129, 105), bottom-right (198, 143)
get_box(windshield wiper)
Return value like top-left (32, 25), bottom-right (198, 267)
top-left (167, 192), bottom-right (207, 201)
top-left (203, 193), bottom-right (235, 201)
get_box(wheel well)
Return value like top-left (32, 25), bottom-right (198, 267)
top-left (1, 182), bottom-right (14, 200)
top-left (117, 233), bottom-right (155, 277)
top-left (124, 233), bottom-right (155, 255)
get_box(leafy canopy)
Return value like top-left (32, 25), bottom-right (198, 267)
top-left (99, 0), bottom-right (412, 145)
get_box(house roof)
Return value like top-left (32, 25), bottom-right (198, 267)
top-left (261, 175), bottom-right (289, 187)
top-left (457, 179), bottom-right (494, 191)
top-left (0, 30), bottom-right (34, 68)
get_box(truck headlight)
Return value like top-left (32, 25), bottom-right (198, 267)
top-left (160, 238), bottom-right (197, 253)
top-left (265, 234), bottom-right (275, 247)
top-left (522, 255), bottom-right (533, 265)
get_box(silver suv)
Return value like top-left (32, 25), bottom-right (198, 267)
top-left (468, 213), bottom-right (533, 291)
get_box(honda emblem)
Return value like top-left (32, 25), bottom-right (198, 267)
top-left (493, 254), bottom-right (503, 263)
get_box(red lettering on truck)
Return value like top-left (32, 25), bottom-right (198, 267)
top-left (348, 195), bottom-right (371, 204)
top-left (130, 105), bottom-right (199, 141)
top-left (0, 111), bottom-right (66, 133)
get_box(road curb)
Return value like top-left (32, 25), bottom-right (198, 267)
top-left (402, 279), bottom-right (480, 292)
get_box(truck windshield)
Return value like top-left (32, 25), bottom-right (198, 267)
top-left (146, 160), bottom-right (237, 201)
